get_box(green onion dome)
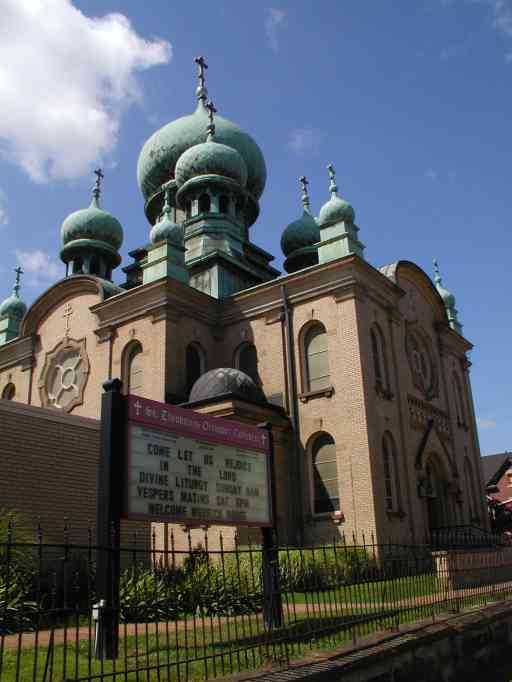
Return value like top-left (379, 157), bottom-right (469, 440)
top-left (318, 194), bottom-right (355, 227)
top-left (0, 292), bottom-right (26, 320)
top-left (433, 260), bottom-right (455, 308)
top-left (150, 192), bottom-right (183, 245)
top-left (281, 176), bottom-right (320, 273)
top-left (61, 196), bottom-right (123, 251)
top-left (175, 137), bottom-right (248, 190)
top-left (137, 102), bottom-right (265, 203)
top-left (281, 211), bottom-right (320, 258)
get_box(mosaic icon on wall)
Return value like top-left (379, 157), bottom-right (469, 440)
top-left (405, 323), bottom-right (439, 401)
top-left (38, 337), bottom-right (90, 412)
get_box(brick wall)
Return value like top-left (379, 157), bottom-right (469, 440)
top-left (0, 400), bottom-right (148, 546)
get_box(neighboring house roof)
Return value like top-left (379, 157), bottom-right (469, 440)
top-left (481, 452), bottom-right (512, 487)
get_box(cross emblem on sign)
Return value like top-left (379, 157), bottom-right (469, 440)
top-left (63, 303), bottom-right (73, 337)
top-left (134, 400), bottom-right (142, 416)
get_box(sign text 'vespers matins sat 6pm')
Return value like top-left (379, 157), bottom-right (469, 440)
top-left (125, 396), bottom-right (272, 527)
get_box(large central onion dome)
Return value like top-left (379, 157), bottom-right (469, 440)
top-left (137, 104), bottom-right (265, 203)
top-left (137, 57), bottom-right (266, 226)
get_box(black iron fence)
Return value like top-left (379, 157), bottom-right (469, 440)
top-left (1, 523), bottom-right (512, 682)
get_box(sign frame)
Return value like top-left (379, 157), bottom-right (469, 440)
top-left (122, 395), bottom-right (274, 528)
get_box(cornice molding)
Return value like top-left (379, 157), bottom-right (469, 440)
top-left (0, 334), bottom-right (37, 372)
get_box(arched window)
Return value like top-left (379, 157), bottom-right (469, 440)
top-left (235, 343), bottom-right (259, 385)
top-left (464, 457), bottom-right (478, 521)
top-left (371, 324), bottom-right (390, 393)
top-left (185, 201), bottom-right (192, 219)
top-left (453, 373), bottom-right (467, 428)
top-left (198, 194), bottom-right (211, 214)
top-left (72, 258), bottom-right (82, 275)
top-left (186, 343), bottom-right (205, 396)
top-left (219, 195), bottom-right (230, 214)
top-left (122, 342), bottom-right (143, 396)
top-left (304, 324), bottom-right (330, 392)
top-left (382, 432), bottom-right (400, 512)
top-left (1, 383), bottom-right (15, 400)
top-left (89, 257), bottom-right (99, 276)
top-left (311, 433), bottom-right (339, 514)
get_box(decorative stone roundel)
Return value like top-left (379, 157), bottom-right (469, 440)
top-left (405, 324), bottom-right (439, 401)
top-left (38, 337), bottom-right (90, 412)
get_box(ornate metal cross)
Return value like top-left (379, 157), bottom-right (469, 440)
top-left (206, 100), bottom-right (217, 127)
top-left (63, 303), bottom-right (73, 336)
top-left (13, 266), bottom-right (23, 296)
top-left (93, 168), bottom-right (104, 200)
top-left (299, 175), bottom-right (310, 209)
top-left (327, 163), bottom-right (338, 195)
top-left (195, 56), bottom-right (208, 90)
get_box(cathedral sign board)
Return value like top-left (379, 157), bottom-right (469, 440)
top-left (125, 395), bottom-right (273, 527)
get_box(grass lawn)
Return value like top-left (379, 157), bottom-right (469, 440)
top-left (3, 578), bottom-right (512, 681)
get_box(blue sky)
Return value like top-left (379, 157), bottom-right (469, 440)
top-left (0, 0), bottom-right (510, 455)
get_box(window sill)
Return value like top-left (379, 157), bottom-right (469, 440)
top-left (299, 386), bottom-right (334, 403)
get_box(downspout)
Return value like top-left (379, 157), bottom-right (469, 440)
top-left (280, 283), bottom-right (304, 544)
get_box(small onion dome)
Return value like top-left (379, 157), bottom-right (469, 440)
top-left (318, 195), bottom-right (355, 227)
top-left (150, 191), bottom-right (183, 245)
top-left (188, 367), bottom-right (266, 404)
top-left (281, 175), bottom-right (320, 273)
top-left (281, 211), bottom-right (320, 260)
top-left (318, 162), bottom-right (355, 228)
top-left (61, 196), bottom-right (123, 251)
top-left (0, 292), bottom-right (26, 320)
top-left (434, 260), bottom-right (455, 307)
top-left (175, 139), bottom-right (248, 190)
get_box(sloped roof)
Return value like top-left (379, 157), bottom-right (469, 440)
top-left (481, 452), bottom-right (512, 486)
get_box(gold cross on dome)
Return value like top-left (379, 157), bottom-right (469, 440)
top-left (63, 303), bottom-right (73, 336)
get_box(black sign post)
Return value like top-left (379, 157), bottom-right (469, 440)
top-left (259, 422), bottom-right (283, 630)
top-left (95, 379), bottom-right (124, 660)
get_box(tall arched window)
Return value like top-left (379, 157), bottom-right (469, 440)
top-left (198, 194), bottom-right (211, 214)
top-left (186, 343), bottom-right (205, 396)
top-left (304, 324), bottom-right (330, 392)
top-left (185, 201), bottom-right (192, 219)
top-left (235, 343), bottom-right (259, 385)
top-left (453, 372), bottom-right (467, 428)
top-left (382, 432), bottom-right (399, 512)
top-left (371, 324), bottom-right (390, 394)
top-left (311, 433), bottom-right (339, 514)
top-left (122, 342), bottom-right (143, 396)
top-left (1, 383), bottom-right (15, 400)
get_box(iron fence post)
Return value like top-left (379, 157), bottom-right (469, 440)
top-left (95, 378), bottom-right (124, 660)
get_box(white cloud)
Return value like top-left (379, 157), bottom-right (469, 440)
top-left (477, 417), bottom-right (497, 429)
top-left (15, 250), bottom-right (62, 288)
top-left (288, 128), bottom-right (323, 154)
top-left (0, 0), bottom-right (172, 183)
top-left (493, 0), bottom-right (512, 37)
top-left (265, 8), bottom-right (286, 51)
top-left (0, 190), bottom-right (7, 226)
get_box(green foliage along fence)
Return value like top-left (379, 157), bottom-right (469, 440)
top-left (1, 520), bottom-right (512, 681)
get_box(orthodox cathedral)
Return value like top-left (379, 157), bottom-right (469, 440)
top-left (0, 58), bottom-right (486, 545)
